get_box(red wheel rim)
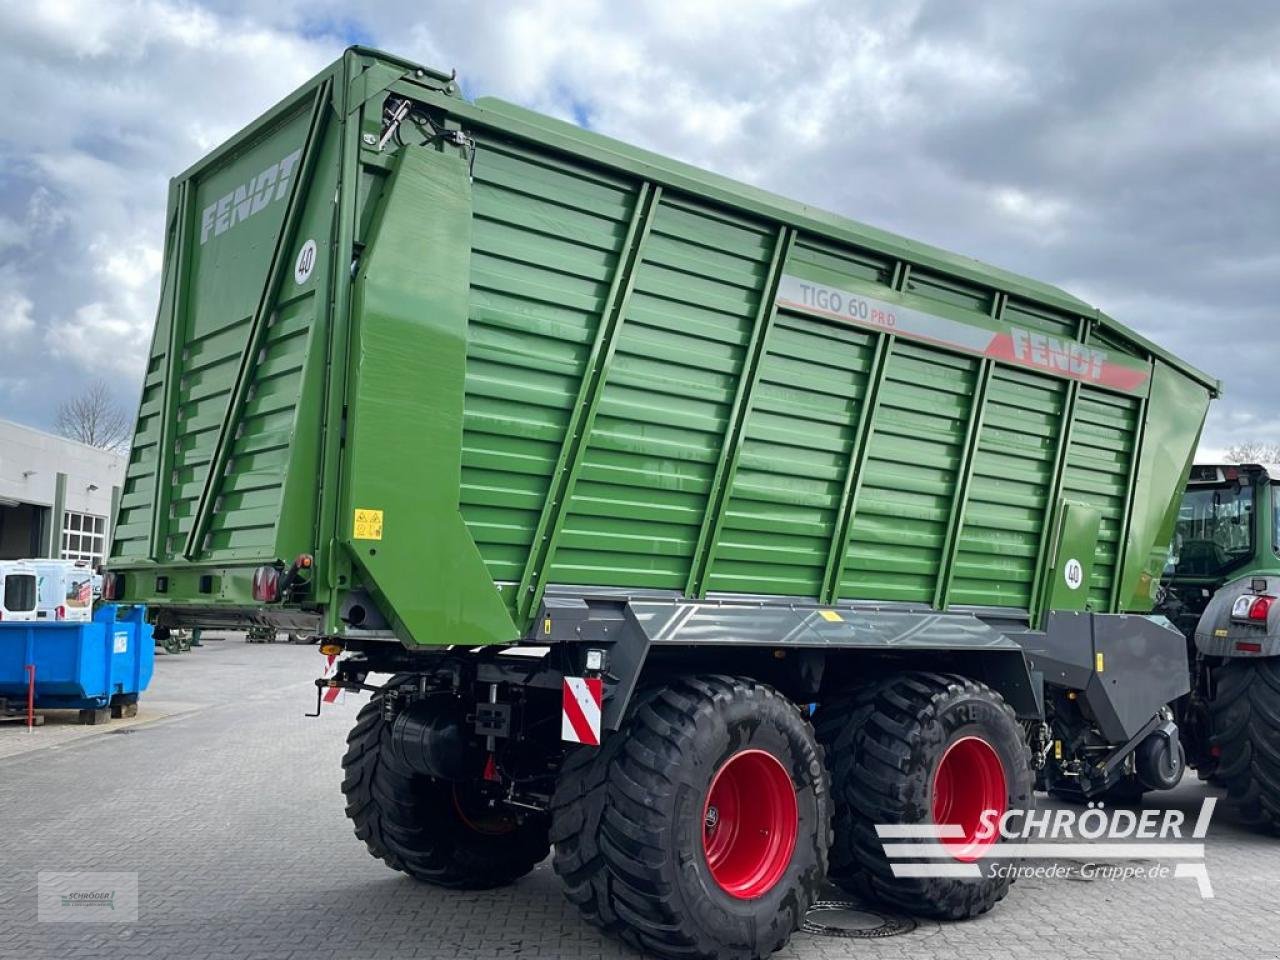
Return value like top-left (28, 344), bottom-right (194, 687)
top-left (702, 748), bottom-right (798, 899)
top-left (931, 735), bottom-right (1007, 861)
top-left (451, 784), bottom-right (518, 837)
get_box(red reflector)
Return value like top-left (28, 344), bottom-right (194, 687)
top-left (1249, 596), bottom-right (1275, 621)
top-left (1236, 641), bottom-right (1264, 653)
top-left (56, 605), bottom-right (65, 621)
top-left (252, 566), bottom-right (280, 603)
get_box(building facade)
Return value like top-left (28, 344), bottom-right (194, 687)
top-left (0, 419), bottom-right (125, 566)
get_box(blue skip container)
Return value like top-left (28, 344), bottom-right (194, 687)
top-left (0, 604), bottom-right (154, 715)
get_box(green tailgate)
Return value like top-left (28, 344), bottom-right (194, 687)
top-left (113, 67), bottom-right (341, 576)
top-left (113, 48), bottom-right (1218, 647)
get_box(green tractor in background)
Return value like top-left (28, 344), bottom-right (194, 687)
top-left (1160, 463), bottom-right (1280, 828)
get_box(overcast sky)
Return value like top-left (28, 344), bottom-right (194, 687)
top-left (0, 1), bottom-right (1274, 456)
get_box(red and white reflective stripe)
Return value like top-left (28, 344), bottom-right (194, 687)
top-left (562, 676), bottom-right (603, 746)
top-left (321, 653), bottom-right (344, 704)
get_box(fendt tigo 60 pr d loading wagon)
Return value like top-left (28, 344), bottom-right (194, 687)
top-left (107, 49), bottom-right (1218, 960)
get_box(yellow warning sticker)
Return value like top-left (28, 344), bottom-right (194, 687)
top-left (544, 617), bottom-right (553, 635)
top-left (353, 508), bottom-right (384, 541)
top-left (1214, 628), bottom-right (1229, 638)
top-left (1095, 652), bottom-right (1105, 673)
top-left (818, 609), bottom-right (844, 623)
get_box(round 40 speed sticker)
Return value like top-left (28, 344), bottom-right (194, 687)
top-left (1064, 558), bottom-right (1084, 591)
top-left (294, 238), bottom-right (317, 285)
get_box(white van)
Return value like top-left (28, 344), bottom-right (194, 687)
top-left (32, 560), bottom-right (96, 623)
top-left (0, 561), bottom-right (39, 622)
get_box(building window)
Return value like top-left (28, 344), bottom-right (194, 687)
top-left (61, 511), bottom-right (107, 566)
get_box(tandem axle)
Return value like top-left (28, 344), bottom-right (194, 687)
top-left (314, 591), bottom-right (1191, 814)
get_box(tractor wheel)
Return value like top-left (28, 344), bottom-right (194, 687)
top-left (341, 683), bottom-right (549, 887)
top-left (814, 673), bottom-right (1032, 920)
top-left (1210, 658), bottom-right (1280, 830)
top-left (550, 676), bottom-right (829, 960)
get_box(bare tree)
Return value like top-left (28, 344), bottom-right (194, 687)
top-left (54, 379), bottom-right (132, 452)
top-left (1223, 441), bottom-right (1280, 465)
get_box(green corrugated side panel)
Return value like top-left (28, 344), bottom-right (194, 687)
top-left (465, 88), bottom-right (1221, 397)
top-left (203, 112), bottom-right (341, 562)
top-left (1004, 297), bottom-right (1079, 341)
top-left (1117, 361), bottom-right (1212, 610)
top-left (839, 343), bottom-right (980, 603)
top-left (466, 94), bottom-right (1162, 370)
top-left (458, 135), bottom-right (639, 587)
top-left (112, 354), bottom-right (167, 559)
top-left (111, 64), bottom-right (343, 570)
top-left (1061, 386), bottom-right (1142, 610)
top-left (166, 101), bottom-right (318, 560)
top-left (546, 194), bottom-right (774, 589)
top-left (948, 368), bottom-right (1069, 608)
top-left (704, 311), bottom-right (877, 597)
top-left (112, 188), bottom-right (180, 562)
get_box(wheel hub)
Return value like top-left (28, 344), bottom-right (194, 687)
top-left (702, 748), bottom-right (798, 899)
top-left (931, 735), bottom-right (1007, 861)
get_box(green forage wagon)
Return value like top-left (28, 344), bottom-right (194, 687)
top-left (107, 48), bottom-right (1218, 960)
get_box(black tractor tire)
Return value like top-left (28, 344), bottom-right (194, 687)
top-left (1210, 658), bottom-right (1280, 830)
top-left (341, 682), bottom-right (550, 887)
top-left (550, 676), bottom-right (830, 960)
top-left (814, 672), bottom-right (1032, 920)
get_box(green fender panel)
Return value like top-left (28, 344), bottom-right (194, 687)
top-left (342, 145), bottom-right (518, 646)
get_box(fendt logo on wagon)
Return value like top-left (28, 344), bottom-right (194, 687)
top-left (199, 147), bottom-right (302, 246)
top-left (1007, 327), bottom-right (1106, 380)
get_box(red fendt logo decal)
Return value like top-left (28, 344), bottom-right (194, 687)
top-left (988, 328), bottom-right (1150, 392)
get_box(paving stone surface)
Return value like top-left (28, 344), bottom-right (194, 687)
top-left (3, 640), bottom-right (1279, 959)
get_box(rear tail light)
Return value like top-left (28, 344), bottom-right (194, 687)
top-left (1251, 596), bottom-right (1276, 621)
top-left (1231, 594), bottom-right (1275, 622)
top-left (252, 566), bottom-right (281, 603)
top-left (102, 573), bottom-right (124, 601)
top-left (55, 605), bottom-right (66, 621)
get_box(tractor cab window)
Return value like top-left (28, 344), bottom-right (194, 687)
top-left (1166, 483), bottom-right (1254, 579)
